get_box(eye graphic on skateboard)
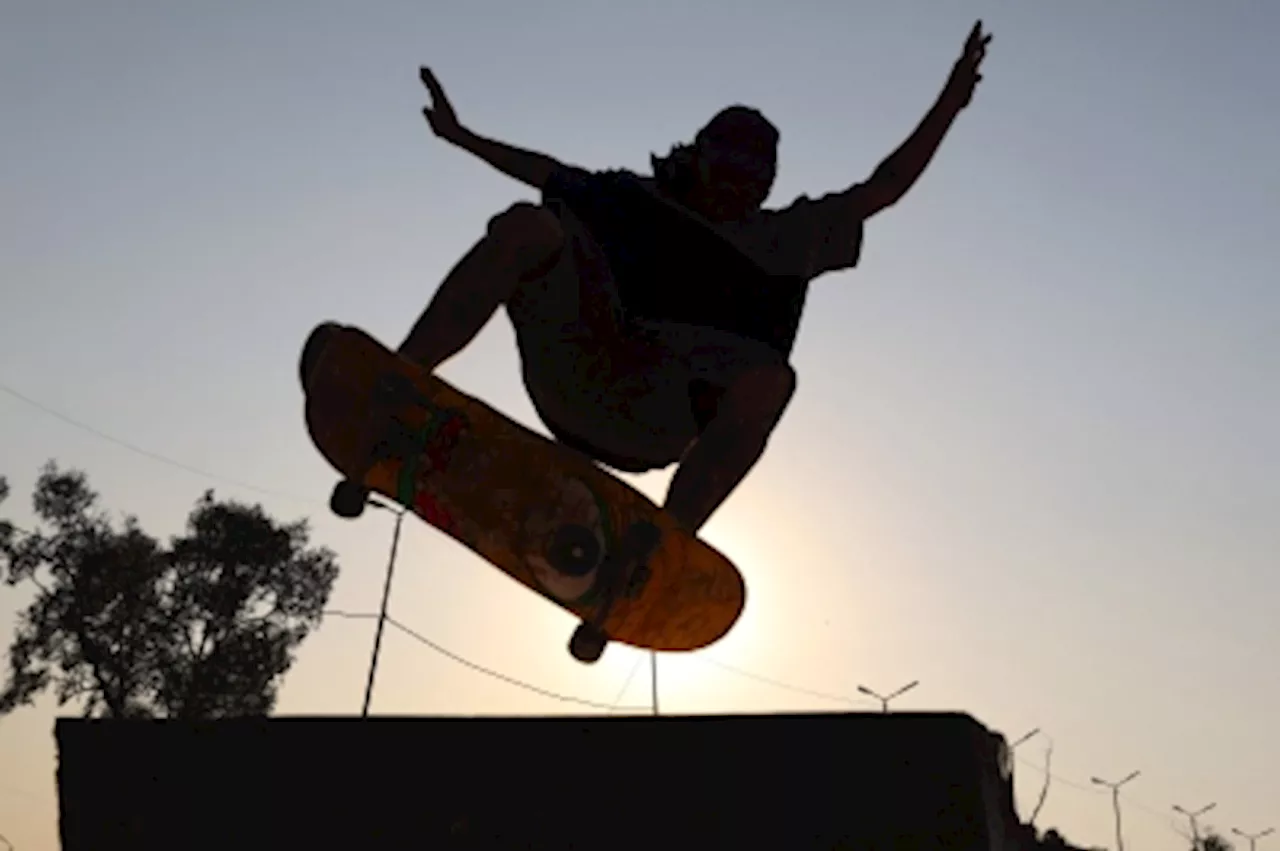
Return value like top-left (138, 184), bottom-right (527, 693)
top-left (520, 475), bottom-right (612, 604)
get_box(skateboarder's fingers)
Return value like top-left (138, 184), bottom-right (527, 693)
top-left (419, 67), bottom-right (448, 103)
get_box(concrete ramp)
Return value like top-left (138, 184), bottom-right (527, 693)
top-left (56, 710), bottom-right (1028, 849)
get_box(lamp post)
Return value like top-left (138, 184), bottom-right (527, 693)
top-left (856, 680), bottom-right (918, 712)
top-left (361, 496), bottom-right (407, 717)
top-left (1174, 802), bottom-right (1217, 849)
top-left (1232, 827), bottom-right (1276, 851)
top-left (1091, 770), bottom-right (1140, 851)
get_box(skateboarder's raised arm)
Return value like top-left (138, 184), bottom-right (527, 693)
top-left (420, 67), bottom-right (567, 191)
top-left (839, 21), bottom-right (992, 219)
top-left (448, 128), bottom-right (567, 191)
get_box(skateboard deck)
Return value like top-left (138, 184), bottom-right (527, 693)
top-left (299, 321), bottom-right (745, 662)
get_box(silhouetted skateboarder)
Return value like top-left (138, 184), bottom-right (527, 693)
top-left (399, 21), bottom-right (992, 534)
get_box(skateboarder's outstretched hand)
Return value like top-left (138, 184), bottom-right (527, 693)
top-left (420, 67), bottom-right (464, 143)
top-left (942, 20), bottom-right (992, 110)
top-left (413, 66), bottom-right (564, 190)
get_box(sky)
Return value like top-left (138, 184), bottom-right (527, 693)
top-left (2, 1), bottom-right (1277, 848)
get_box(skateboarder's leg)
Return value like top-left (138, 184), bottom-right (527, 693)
top-left (609, 320), bottom-right (796, 533)
top-left (398, 202), bottom-right (565, 372)
top-left (526, 317), bottom-right (796, 531)
top-left (662, 361), bottom-right (795, 533)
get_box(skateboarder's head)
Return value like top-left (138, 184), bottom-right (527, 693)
top-left (651, 105), bottom-right (778, 221)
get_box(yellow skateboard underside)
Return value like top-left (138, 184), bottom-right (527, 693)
top-left (300, 322), bottom-right (745, 652)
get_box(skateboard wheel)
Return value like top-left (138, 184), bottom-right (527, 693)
top-left (547, 524), bottom-right (601, 578)
top-left (569, 623), bottom-right (608, 664)
top-left (329, 480), bottom-right (368, 519)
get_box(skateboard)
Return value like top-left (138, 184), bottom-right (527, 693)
top-left (298, 321), bottom-right (745, 663)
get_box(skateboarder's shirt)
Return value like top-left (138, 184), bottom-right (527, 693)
top-left (513, 165), bottom-right (866, 352)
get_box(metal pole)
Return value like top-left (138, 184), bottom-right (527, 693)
top-left (1091, 771), bottom-right (1140, 851)
top-left (650, 651), bottom-right (659, 716)
top-left (1112, 788), bottom-right (1124, 851)
top-left (1174, 803), bottom-right (1216, 850)
top-left (1233, 827), bottom-right (1276, 851)
top-left (362, 504), bottom-right (405, 717)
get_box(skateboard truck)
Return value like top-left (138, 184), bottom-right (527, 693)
top-left (568, 520), bottom-right (662, 664)
top-left (330, 372), bottom-right (433, 520)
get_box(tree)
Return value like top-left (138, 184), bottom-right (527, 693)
top-left (0, 461), bottom-right (340, 718)
top-left (1200, 832), bottom-right (1233, 851)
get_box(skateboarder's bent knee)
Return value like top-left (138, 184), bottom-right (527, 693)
top-left (396, 202), bottom-right (564, 372)
top-left (486, 202), bottom-right (564, 275)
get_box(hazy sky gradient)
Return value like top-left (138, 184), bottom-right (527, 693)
top-left (3, 2), bottom-right (1278, 848)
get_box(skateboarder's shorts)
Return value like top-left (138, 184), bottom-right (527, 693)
top-left (508, 196), bottom-right (784, 474)
top-left (521, 319), bottom-right (783, 474)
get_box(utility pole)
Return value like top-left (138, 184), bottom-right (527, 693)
top-left (1174, 802), bottom-right (1216, 850)
top-left (1232, 827), bottom-right (1276, 851)
top-left (362, 497), bottom-right (407, 717)
top-left (1091, 770), bottom-right (1140, 851)
top-left (856, 680), bottom-right (919, 712)
top-left (650, 651), bottom-right (659, 716)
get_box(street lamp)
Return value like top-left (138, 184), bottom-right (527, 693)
top-left (361, 495), bottom-right (407, 717)
top-left (856, 680), bottom-right (918, 712)
top-left (1233, 827), bottom-right (1276, 851)
top-left (1174, 802), bottom-right (1217, 849)
top-left (1091, 770), bottom-right (1140, 851)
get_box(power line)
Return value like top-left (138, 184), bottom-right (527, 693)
top-left (0, 380), bottom-right (319, 508)
top-left (324, 608), bottom-right (649, 712)
top-left (1014, 755), bottom-right (1102, 795)
top-left (329, 604), bottom-right (888, 716)
top-left (330, 605), bottom-right (895, 718)
top-left (385, 615), bottom-right (651, 712)
top-left (695, 656), bottom-right (879, 708)
top-left (607, 654), bottom-right (647, 713)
